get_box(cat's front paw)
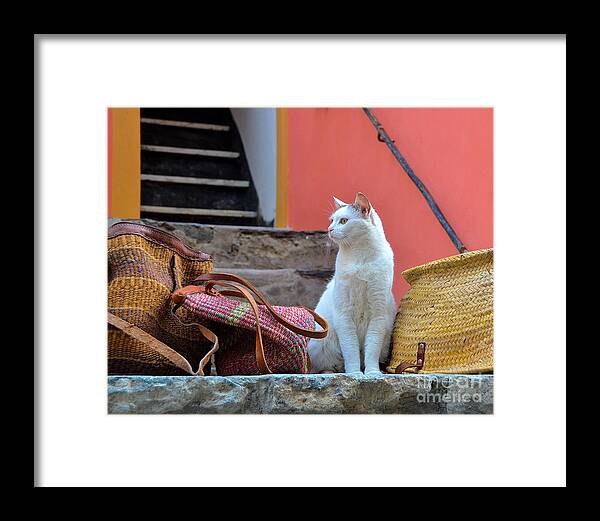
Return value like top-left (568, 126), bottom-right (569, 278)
top-left (343, 363), bottom-right (362, 375)
top-left (364, 368), bottom-right (383, 376)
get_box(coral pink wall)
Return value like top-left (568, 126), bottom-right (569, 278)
top-left (286, 108), bottom-right (493, 301)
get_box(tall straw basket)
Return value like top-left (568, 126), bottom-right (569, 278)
top-left (363, 109), bottom-right (493, 375)
top-left (387, 248), bottom-right (493, 374)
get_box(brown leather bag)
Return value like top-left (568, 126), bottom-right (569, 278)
top-left (107, 221), bottom-right (217, 375)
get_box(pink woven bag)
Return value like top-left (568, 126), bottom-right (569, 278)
top-left (171, 273), bottom-right (329, 375)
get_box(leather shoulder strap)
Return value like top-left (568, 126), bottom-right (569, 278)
top-left (108, 311), bottom-right (218, 376)
top-left (193, 273), bottom-right (329, 339)
top-left (172, 282), bottom-right (271, 374)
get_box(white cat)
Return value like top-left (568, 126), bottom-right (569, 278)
top-left (308, 192), bottom-right (397, 375)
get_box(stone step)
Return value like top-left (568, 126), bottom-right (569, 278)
top-left (107, 374), bottom-right (494, 414)
top-left (117, 219), bottom-right (337, 271)
top-left (217, 268), bottom-right (332, 308)
top-left (107, 219), bottom-right (336, 307)
top-left (140, 206), bottom-right (258, 219)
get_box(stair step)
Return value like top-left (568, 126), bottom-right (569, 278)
top-left (141, 174), bottom-right (249, 188)
top-left (141, 117), bottom-right (230, 132)
top-left (142, 153), bottom-right (245, 180)
top-left (141, 182), bottom-right (256, 213)
top-left (211, 268), bottom-right (333, 308)
top-left (141, 144), bottom-right (240, 159)
top-left (141, 108), bottom-right (231, 126)
top-left (141, 124), bottom-right (233, 150)
top-left (140, 206), bottom-right (257, 218)
top-left (114, 219), bottom-right (336, 270)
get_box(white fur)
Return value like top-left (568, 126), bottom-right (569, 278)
top-left (308, 195), bottom-right (397, 374)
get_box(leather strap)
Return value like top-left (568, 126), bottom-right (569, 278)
top-left (193, 272), bottom-right (329, 338)
top-left (108, 311), bottom-right (219, 376)
top-left (395, 342), bottom-right (426, 374)
top-left (168, 310), bottom-right (220, 376)
top-left (172, 282), bottom-right (271, 374)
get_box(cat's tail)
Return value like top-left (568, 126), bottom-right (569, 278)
top-left (307, 333), bottom-right (343, 374)
top-left (307, 338), bottom-right (326, 374)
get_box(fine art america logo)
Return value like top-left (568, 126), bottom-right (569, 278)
top-left (414, 375), bottom-right (486, 404)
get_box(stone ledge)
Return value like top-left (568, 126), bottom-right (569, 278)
top-left (213, 267), bottom-right (333, 308)
top-left (108, 374), bottom-right (493, 414)
top-left (108, 218), bottom-right (337, 270)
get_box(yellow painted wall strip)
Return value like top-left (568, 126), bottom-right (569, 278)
top-left (110, 108), bottom-right (141, 219)
top-left (275, 108), bottom-right (289, 228)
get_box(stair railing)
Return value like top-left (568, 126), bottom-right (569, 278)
top-left (362, 108), bottom-right (467, 254)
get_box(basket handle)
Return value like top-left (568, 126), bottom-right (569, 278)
top-left (363, 108), bottom-right (468, 254)
top-left (395, 342), bottom-right (426, 374)
top-left (108, 311), bottom-right (219, 376)
top-left (172, 281), bottom-right (273, 374)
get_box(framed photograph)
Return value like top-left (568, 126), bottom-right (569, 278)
top-left (36, 35), bottom-right (566, 487)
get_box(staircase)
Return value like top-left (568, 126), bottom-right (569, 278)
top-left (139, 108), bottom-right (261, 226)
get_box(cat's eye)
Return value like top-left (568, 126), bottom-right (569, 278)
top-left (339, 218), bottom-right (348, 224)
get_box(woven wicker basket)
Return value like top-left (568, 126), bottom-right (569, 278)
top-left (363, 109), bottom-right (493, 375)
top-left (387, 248), bottom-right (493, 374)
top-left (108, 221), bottom-right (214, 375)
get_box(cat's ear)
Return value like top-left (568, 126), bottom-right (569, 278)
top-left (354, 192), bottom-right (371, 217)
top-left (333, 196), bottom-right (347, 209)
